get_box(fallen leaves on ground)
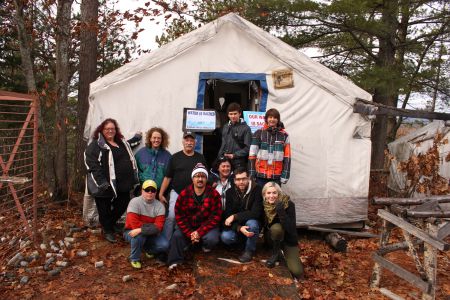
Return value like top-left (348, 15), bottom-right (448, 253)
top-left (1, 192), bottom-right (449, 299)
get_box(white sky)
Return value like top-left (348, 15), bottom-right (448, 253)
top-left (117, 0), bottom-right (166, 51)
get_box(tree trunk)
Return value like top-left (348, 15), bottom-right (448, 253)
top-left (430, 43), bottom-right (444, 113)
top-left (54, 0), bottom-right (73, 201)
top-left (72, 0), bottom-right (99, 192)
top-left (13, 0), bottom-right (56, 195)
top-left (370, 0), bottom-right (399, 169)
top-left (12, 0), bottom-right (36, 92)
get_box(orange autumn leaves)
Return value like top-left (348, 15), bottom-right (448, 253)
top-left (395, 132), bottom-right (450, 195)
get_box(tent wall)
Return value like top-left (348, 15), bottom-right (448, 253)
top-left (85, 19), bottom-right (371, 226)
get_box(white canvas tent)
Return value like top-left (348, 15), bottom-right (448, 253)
top-left (388, 121), bottom-right (450, 194)
top-left (84, 13), bottom-right (372, 226)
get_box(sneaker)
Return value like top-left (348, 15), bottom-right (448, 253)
top-left (104, 233), bottom-right (117, 243)
top-left (202, 246), bottom-right (211, 253)
top-left (130, 261), bottom-right (142, 269)
top-left (238, 251), bottom-right (254, 263)
top-left (145, 252), bottom-right (155, 259)
top-left (168, 263), bottom-right (178, 271)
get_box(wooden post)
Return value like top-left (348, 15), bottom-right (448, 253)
top-left (370, 218), bottom-right (392, 288)
top-left (422, 222), bottom-right (438, 300)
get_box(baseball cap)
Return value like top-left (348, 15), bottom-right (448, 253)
top-left (183, 131), bottom-right (195, 139)
top-left (142, 180), bottom-right (157, 190)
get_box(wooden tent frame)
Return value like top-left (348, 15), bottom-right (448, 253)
top-left (370, 196), bottom-right (450, 300)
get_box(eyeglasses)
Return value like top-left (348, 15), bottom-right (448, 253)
top-left (103, 128), bottom-right (116, 131)
top-left (143, 187), bottom-right (157, 193)
top-left (193, 174), bottom-right (207, 179)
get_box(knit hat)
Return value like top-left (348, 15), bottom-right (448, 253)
top-left (142, 179), bottom-right (157, 190)
top-left (191, 163), bottom-right (208, 179)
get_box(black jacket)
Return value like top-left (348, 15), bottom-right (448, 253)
top-left (218, 119), bottom-right (252, 161)
top-left (268, 200), bottom-right (298, 247)
top-left (222, 181), bottom-right (263, 232)
top-left (84, 133), bottom-right (141, 198)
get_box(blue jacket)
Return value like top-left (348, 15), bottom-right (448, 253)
top-left (135, 147), bottom-right (171, 189)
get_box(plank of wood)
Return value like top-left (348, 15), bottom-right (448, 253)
top-left (307, 226), bottom-right (379, 238)
top-left (373, 196), bottom-right (450, 206)
top-left (354, 98), bottom-right (450, 120)
top-left (437, 222), bottom-right (450, 240)
top-left (406, 211), bottom-right (450, 218)
top-left (377, 210), bottom-right (449, 251)
top-left (379, 288), bottom-right (405, 300)
top-left (377, 240), bottom-right (423, 255)
top-left (0, 176), bottom-right (30, 184)
top-left (409, 200), bottom-right (439, 212)
top-left (372, 253), bottom-right (430, 293)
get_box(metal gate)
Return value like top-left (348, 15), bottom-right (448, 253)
top-left (0, 90), bottom-right (38, 260)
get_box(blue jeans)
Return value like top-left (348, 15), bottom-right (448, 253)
top-left (220, 219), bottom-right (259, 252)
top-left (123, 230), bottom-right (169, 262)
top-left (161, 190), bottom-right (178, 242)
top-left (167, 227), bottom-right (220, 265)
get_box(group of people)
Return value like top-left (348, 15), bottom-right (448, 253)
top-left (84, 103), bottom-right (303, 280)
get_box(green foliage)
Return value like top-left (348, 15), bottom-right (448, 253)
top-left (156, 17), bottom-right (197, 46)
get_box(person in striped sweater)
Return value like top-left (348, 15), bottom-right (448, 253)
top-left (123, 180), bottom-right (168, 269)
top-left (249, 108), bottom-right (291, 186)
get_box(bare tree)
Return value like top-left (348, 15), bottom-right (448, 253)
top-left (72, 0), bottom-right (99, 192)
top-left (12, 0), bottom-right (36, 93)
top-left (54, 0), bottom-right (74, 200)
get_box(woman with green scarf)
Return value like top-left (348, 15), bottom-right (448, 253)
top-left (263, 182), bottom-right (304, 280)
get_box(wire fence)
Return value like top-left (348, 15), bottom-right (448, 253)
top-left (0, 91), bottom-right (40, 261)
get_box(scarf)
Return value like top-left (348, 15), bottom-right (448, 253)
top-left (264, 193), bottom-right (290, 224)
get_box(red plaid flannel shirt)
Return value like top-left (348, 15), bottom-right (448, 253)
top-left (175, 184), bottom-right (222, 238)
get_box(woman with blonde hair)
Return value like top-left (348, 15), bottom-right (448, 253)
top-left (262, 181), bottom-right (304, 280)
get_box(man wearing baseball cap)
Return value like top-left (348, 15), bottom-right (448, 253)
top-left (167, 163), bottom-right (222, 268)
top-left (159, 131), bottom-right (206, 242)
top-left (123, 180), bottom-right (169, 269)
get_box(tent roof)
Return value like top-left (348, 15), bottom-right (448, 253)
top-left (90, 13), bottom-right (371, 104)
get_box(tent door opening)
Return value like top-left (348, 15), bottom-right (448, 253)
top-left (202, 79), bottom-right (261, 167)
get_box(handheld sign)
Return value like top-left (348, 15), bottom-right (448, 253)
top-left (243, 111), bottom-right (265, 133)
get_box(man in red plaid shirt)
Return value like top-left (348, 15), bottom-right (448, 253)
top-left (167, 163), bottom-right (222, 268)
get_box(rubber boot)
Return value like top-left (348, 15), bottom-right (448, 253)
top-left (266, 240), bottom-right (281, 268)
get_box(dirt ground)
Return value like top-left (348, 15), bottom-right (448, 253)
top-left (1, 195), bottom-right (449, 299)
